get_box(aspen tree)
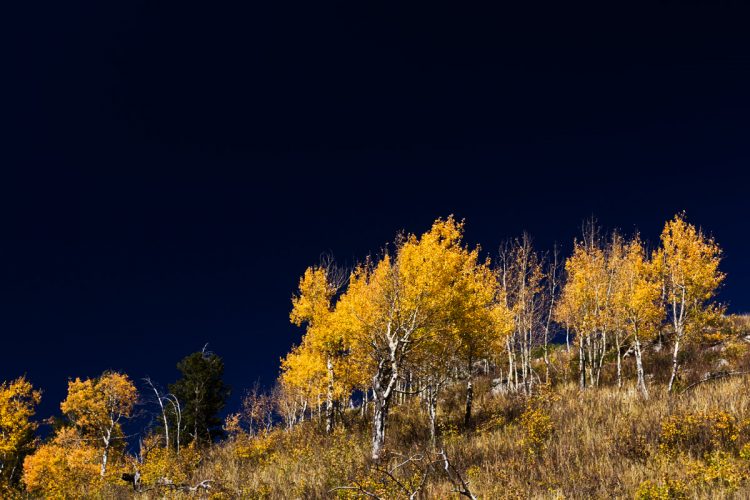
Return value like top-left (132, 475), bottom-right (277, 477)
top-left (290, 260), bottom-right (348, 432)
top-left (0, 377), bottom-right (41, 488)
top-left (451, 257), bottom-right (513, 426)
top-left (542, 246), bottom-right (560, 385)
top-left (606, 233), bottom-right (628, 389)
top-left (340, 217), bottom-right (475, 460)
top-left (279, 343), bottom-right (326, 424)
top-left (498, 235), bottom-right (545, 393)
top-left (654, 213), bottom-right (724, 392)
top-left (412, 334), bottom-right (452, 446)
top-left (60, 372), bottom-right (138, 477)
top-left (614, 236), bottom-right (663, 399)
top-left (555, 229), bottom-right (613, 389)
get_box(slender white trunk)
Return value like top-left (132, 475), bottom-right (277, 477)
top-left (668, 291), bottom-right (686, 393)
top-left (579, 336), bottom-right (586, 390)
top-left (616, 334), bottom-right (622, 389)
top-left (668, 333), bottom-right (681, 393)
top-left (325, 356), bottom-right (335, 433)
top-left (101, 447), bottom-right (108, 477)
top-left (595, 330), bottom-right (606, 386)
top-left (299, 398), bottom-right (307, 423)
top-left (146, 380), bottom-right (170, 449)
top-left (426, 382), bottom-right (438, 447)
top-left (505, 337), bottom-right (516, 390)
top-left (361, 389), bottom-right (368, 418)
top-left (586, 334), bottom-right (595, 387)
top-left (101, 427), bottom-right (112, 477)
top-left (634, 333), bottom-right (648, 399)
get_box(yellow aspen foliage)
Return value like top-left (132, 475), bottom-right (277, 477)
top-left (611, 236), bottom-right (664, 398)
top-left (290, 266), bottom-right (337, 328)
top-left (22, 427), bottom-right (102, 499)
top-left (60, 372), bottom-right (137, 477)
top-left (334, 216), bottom-right (512, 458)
top-left (0, 376), bottom-right (41, 488)
top-left (341, 217), bottom-right (491, 369)
top-left (288, 262), bottom-right (365, 431)
top-left (280, 343), bottom-right (326, 405)
top-left (556, 239), bottom-right (605, 336)
top-left (137, 436), bottom-right (202, 488)
top-left (449, 252), bottom-right (514, 370)
top-left (555, 236), bottom-right (612, 388)
top-left (615, 237), bottom-right (664, 335)
top-left (653, 212), bottom-right (725, 391)
top-left (60, 372), bottom-right (138, 436)
top-left (23, 372), bottom-right (137, 496)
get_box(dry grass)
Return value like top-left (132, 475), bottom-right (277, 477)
top-left (121, 375), bottom-right (750, 499)
top-left (429, 379), bottom-right (750, 499)
top-left (104, 319), bottom-right (750, 498)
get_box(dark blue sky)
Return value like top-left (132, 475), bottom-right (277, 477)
top-left (4, 1), bottom-right (750, 420)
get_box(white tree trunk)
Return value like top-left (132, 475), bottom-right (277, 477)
top-left (101, 427), bottom-right (112, 477)
top-left (579, 336), bottom-right (586, 389)
top-left (325, 356), bottom-right (335, 433)
top-left (634, 333), bottom-right (648, 399)
top-left (371, 390), bottom-right (390, 460)
top-left (616, 335), bottom-right (622, 389)
top-left (371, 351), bottom-right (399, 460)
top-left (668, 333), bottom-right (681, 393)
top-left (426, 383), bottom-right (438, 447)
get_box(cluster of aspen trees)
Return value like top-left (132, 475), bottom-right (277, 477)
top-left (280, 213), bottom-right (724, 459)
top-left (0, 213), bottom-right (728, 496)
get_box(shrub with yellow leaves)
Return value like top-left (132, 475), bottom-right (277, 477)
top-left (659, 410), bottom-right (740, 457)
top-left (234, 432), bottom-right (276, 464)
top-left (138, 438), bottom-right (203, 489)
top-left (22, 427), bottom-right (103, 499)
top-left (695, 451), bottom-right (749, 491)
top-left (520, 405), bottom-right (553, 458)
top-left (519, 389), bottom-right (556, 459)
top-left (635, 479), bottom-right (687, 500)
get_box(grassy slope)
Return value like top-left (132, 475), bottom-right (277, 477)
top-left (145, 345), bottom-right (750, 498)
top-left (96, 316), bottom-right (748, 499)
top-left (162, 378), bottom-right (747, 499)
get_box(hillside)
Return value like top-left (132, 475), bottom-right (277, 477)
top-left (5, 319), bottom-right (750, 499)
top-left (3, 214), bottom-right (748, 499)
top-left (136, 318), bottom-right (750, 499)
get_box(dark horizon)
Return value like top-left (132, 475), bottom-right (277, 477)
top-left (4, 1), bottom-right (750, 422)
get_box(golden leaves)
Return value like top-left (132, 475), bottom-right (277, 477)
top-left (0, 376), bottom-right (41, 459)
top-left (656, 212), bottom-right (725, 335)
top-left (22, 431), bottom-right (102, 498)
top-left (60, 372), bottom-right (138, 435)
